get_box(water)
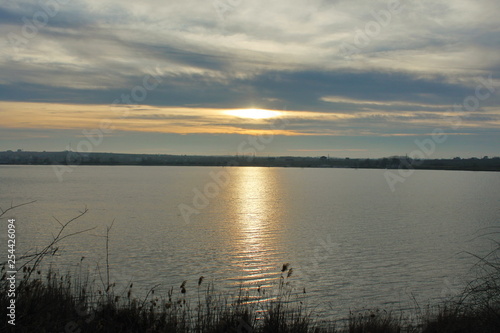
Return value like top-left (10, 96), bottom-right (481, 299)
top-left (1, 165), bottom-right (499, 321)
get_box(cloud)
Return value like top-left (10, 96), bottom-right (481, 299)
top-left (0, 0), bottom-right (499, 155)
top-left (2, 0), bottom-right (500, 93)
top-left (2, 102), bottom-right (498, 140)
top-left (288, 148), bottom-right (369, 152)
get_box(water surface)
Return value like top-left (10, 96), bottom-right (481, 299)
top-left (1, 165), bottom-right (499, 320)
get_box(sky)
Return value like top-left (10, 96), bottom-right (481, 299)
top-left (0, 0), bottom-right (499, 158)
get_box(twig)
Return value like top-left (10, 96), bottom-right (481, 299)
top-left (0, 200), bottom-right (36, 217)
top-left (19, 208), bottom-right (90, 279)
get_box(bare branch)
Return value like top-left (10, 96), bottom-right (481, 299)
top-left (18, 207), bottom-right (91, 278)
top-left (53, 216), bottom-right (64, 227)
top-left (0, 200), bottom-right (36, 218)
top-left (57, 227), bottom-right (97, 243)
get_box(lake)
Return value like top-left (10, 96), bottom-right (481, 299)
top-left (1, 165), bottom-right (499, 322)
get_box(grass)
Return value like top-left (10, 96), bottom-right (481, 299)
top-left (347, 309), bottom-right (409, 333)
top-left (1, 263), bottom-right (338, 332)
top-left (3, 256), bottom-right (499, 332)
top-left (420, 237), bottom-right (500, 333)
top-left (1, 204), bottom-right (500, 332)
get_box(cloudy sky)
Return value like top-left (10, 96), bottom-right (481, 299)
top-left (1, 0), bottom-right (499, 157)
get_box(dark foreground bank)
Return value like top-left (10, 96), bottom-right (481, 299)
top-left (1, 204), bottom-right (499, 332)
top-left (2, 261), bottom-right (500, 333)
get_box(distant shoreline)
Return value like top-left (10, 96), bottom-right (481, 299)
top-left (1, 150), bottom-right (500, 172)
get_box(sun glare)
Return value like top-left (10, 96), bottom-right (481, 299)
top-left (225, 109), bottom-right (282, 119)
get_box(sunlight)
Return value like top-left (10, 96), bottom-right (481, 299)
top-left (225, 109), bottom-right (282, 119)
top-left (224, 167), bottom-right (284, 290)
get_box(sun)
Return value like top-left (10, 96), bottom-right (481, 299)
top-left (225, 109), bottom-right (282, 119)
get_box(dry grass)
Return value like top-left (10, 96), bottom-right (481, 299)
top-left (2, 204), bottom-right (500, 332)
top-left (1, 263), bottom-right (340, 332)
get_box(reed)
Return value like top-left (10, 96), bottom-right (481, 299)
top-left (2, 204), bottom-right (500, 332)
top-left (420, 234), bottom-right (500, 333)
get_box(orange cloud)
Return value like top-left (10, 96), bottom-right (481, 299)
top-left (0, 102), bottom-right (303, 136)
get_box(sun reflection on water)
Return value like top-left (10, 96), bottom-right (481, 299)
top-left (227, 167), bottom-right (284, 293)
